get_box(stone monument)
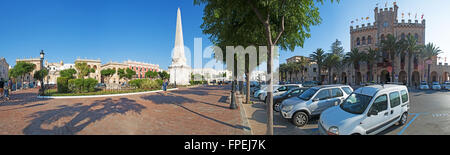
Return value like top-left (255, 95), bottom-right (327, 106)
top-left (168, 8), bottom-right (191, 85)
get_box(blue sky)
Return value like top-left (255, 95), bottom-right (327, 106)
top-left (1, 0), bottom-right (449, 70)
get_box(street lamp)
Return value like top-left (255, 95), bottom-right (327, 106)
top-left (174, 67), bottom-right (177, 88)
top-left (39, 50), bottom-right (45, 96)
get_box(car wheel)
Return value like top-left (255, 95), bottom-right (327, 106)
top-left (273, 102), bottom-right (281, 112)
top-left (399, 112), bottom-right (408, 126)
top-left (292, 112), bottom-right (309, 127)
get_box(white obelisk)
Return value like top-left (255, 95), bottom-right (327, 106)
top-left (168, 8), bottom-right (191, 85)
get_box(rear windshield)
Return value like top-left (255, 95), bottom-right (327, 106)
top-left (342, 87), bottom-right (353, 95)
top-left (298, 88), bottom-right (318, 101)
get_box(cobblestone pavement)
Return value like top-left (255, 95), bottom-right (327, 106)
top-left (0, 86), bottom-right (246, 135)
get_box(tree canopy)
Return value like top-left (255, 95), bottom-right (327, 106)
top-left (145, 71), bottom-right (159, 79)
top-left (33, 69), bottom-right (48, 81)
top-left (9, 61), bottom-right (36, 79)
top-left (159, 71), bottom-right (170, 80)
top-left (118, 68), bottom-right (136, 80)
top-left (60, 68), bottom-right (77, 79)
top-left (75, 62), bottom-right (95, 79)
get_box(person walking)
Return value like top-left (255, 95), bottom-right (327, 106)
top-left (0, 78), bottom-right (4, 99)
top-left (162, 79), bottom-right (168, 96)
top-left (4, 79), bottom-right (11, 100)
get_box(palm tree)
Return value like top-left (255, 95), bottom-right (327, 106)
top-left (381, 34), bottom-right (402, 83)
top-left (404, 35), bottom-right (423, 86)
top-left (287, 62), bottom-right (301, 83)
top-left (324, 54), bottom-right (340, 84)
top-left (279, 63), bottom-right (288, 82)
top-left (345, 48), bottom-right (362, 85)
top-left (363, 47), bottom-right (379, 82)
top-left (310, 48), bottom-right (326, 83)
top-left (421, 43), bottom-right (442, 83)
top-left (297, 58), bottom-right (310, 83)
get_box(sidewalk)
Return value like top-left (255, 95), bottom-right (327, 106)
top-left (239, 95), bottom-right (319, 135)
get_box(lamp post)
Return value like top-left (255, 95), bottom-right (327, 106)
top-left (174, 67), bottom-right (177, 88)
top-left (39, 50), bottom-right (45, 96)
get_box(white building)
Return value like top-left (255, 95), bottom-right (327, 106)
top-left (191, 68), bottom-right (232, 82)
top-left (0, 57), bottom-right (9, 81)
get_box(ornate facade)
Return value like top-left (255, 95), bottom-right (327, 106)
top-left (348, 3), bottom-right (450, 85)
top-left (283, 4), bottom-right (450, 85)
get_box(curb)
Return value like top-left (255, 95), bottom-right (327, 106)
top-left (236, 94), bottom-right (253, 135)
top-left (37, 88), bottom-right (179, 99)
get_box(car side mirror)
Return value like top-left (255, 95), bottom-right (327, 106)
top-left (368, 109), bottom-right (379, 116)
top-left (313, 98), bottom-right (319, 102)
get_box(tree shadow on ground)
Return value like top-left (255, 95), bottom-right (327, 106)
top-left (170, 86), bottom-right (228, 97)
top-left (142, 93), bottom-right (230, 109)
top-left (249, 103), bottom-right (319, 135)
top-left (0, 103), bottom-right (49, 112)
top-left (22, 98), bottom-right (146, 135)
top-left (140, 93), bottom-right (247, 131)
top-left (0, 93), bottom-right (51, 108)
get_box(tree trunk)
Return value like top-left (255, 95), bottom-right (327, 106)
top-left (246, 72), bottom-right (250, 104)
top-left (266, 45), bottom-right (274, 135)
top-left (391, 56), bottom-right (396, 83)
top-left (329, 68), bottom-right (332, 84)
top-left (408, 55), bottom-right (412, 86)
top-left (318, 65), bottom-right (321, 83)
top-left (301, 69), bottom-right (304, 83)
top-left (428, 63), bottom-right (431, 83)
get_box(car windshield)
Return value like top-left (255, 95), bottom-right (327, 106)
top-left (421, 82), bottom-right (427, 85)
top-left (340, 93), bottom-right (373, 115)
top-left (433, 82), bottom-right (439, 85)
top-left (298, 88), bottom-right (317, 100)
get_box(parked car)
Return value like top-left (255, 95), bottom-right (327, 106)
top-left (259, 85), bottom-right (283, 101)
top-left (280, 85), bottom-right (354, 127)
top-left (254, 85), bottom-right (268, 98)
top-left (273, 87), bottom-right (309, 112)
top-left (443, 81), bottom-right (450, 90)
top-left (432, 82), bottom-right (441, 90)
top-left (95, 83), bottom-right (107, 89)
top-left (261, 84), bottom-right (302, 101)
top-left (319, 85), bottom-right (410, 135)
top-left (303, 81), bottom-right (320, 87)
top-left (419, 81), bottom-right (429, 90)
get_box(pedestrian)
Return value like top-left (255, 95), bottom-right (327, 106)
top-left (0, 78), bottom-right (4, 99)
top-left (4, 79), bottom-right (10, 100)
top-left (162, 79), bottom-right (168, 96)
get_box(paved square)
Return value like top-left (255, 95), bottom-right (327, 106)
top-left (0, 86), bottom-right (247, 135)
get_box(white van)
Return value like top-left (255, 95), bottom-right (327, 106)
top-left (319, 85), bottom-right (410, 135)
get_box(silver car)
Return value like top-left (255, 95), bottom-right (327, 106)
top-left (431, 82), bottom-right (441, 90)
top-left (280, 85), bottom-right (354, 127)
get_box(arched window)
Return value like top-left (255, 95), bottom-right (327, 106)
top-left (381, 34), bottom-right (385, 41)
top-left (401, 33), bottom-right (406, 40)
top-left (415, 33), bottom-right (419, 43)
top-left (368, 36), bottom-right (372, 44)
top-left (362, 37), bottom-right (366, 45)
top-left (356, 38), bottom-right (360, 46)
